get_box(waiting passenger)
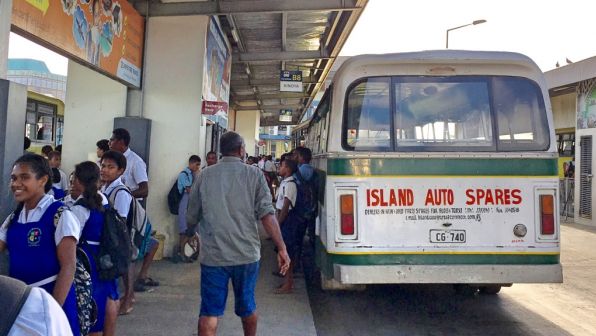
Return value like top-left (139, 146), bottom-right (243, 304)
top-left (41, 144), bottom-right (53, 159)
top-left (71, 161), bottom-right (120, 336)
top-left (96, 139), bottom-right (110, 167)
top-left (175, 155), bottom-right (201, 263)
top-left (48, 151), bottom-right (69, 200)
top-left (0, 153), bottom-right (81, 335)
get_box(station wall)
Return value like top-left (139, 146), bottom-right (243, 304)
top-left (235, 109), bottom-right (260, 156)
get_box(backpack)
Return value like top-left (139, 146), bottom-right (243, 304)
top-left (167, 170), bottom-right (191, 215)
top-left (75, 199), bottom-right (131, 281)
top-left (0, 276), bottom-right (31, 336)
top-left (293, 168), bottom-right (319, 222)
top-left (52, 206), bottom-right (97, 335)
top-left (107, 186), bottom-right (150, 261)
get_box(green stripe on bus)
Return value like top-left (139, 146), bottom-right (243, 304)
top-left (315, 241), bottom-right (560, 277)
top-left (326, 158), bottom-right (558, 176)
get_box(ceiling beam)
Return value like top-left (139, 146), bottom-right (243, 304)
top-left (233, 92), bottom-right (309, 100)
top-left (281, 12), bottom-right (288, 52)
top-left (234, 104), bottom-right (302, 111)
top-left (136, 0), bottom-right (361, 17)
top-left (233, 50), bottom-right (330, 63)
top-left (231, 78), bottom-right (318, 86)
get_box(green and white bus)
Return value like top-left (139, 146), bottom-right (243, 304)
top-left (306, 51), bottom-right (562, 293)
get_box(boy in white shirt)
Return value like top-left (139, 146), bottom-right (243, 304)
top-left (274, 158), bottom-right (300, 294)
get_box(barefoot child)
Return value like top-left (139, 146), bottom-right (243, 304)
top-left (274, 158), bottom-right (300, 294)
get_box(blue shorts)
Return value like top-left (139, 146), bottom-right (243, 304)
top-left (200, 261), bottom-right (260, 318)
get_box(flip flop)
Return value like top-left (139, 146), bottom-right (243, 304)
top-left (118, 306), bottom-right (134, 316)
top-left (138, 277), bottom-right (160, 287)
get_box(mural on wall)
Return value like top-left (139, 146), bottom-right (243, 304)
top-left (202, 17), bottom-right (231, 120)
top-left (577, 80), bottom-right (596, 129)
top-left (12, 0), bottom-right (144, 87)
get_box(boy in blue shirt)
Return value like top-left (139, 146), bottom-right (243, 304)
top-left (175, 155), bottom-right (201, 263)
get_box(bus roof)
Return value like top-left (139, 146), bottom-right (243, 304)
top-left (333, 50), bottom-right (543, 86)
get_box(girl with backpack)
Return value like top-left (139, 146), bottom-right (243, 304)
top-left (0, 153), bottom-right (81, 335)
top-left (71, 161), bottom-right (119, 336)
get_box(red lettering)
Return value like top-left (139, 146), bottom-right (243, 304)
top-left (495, 189), bottom-right (504, 205)
top-left (466, 189), bottom-right (475, 205)
top-left (405, 189), bottom-right (414, 206)
top-left (504, 189), bottom-right (511, 204)
top-left (425, 189), bottom-right (435, 206)
top-left (371, 189), bottom-right (380, 206)
top-left (511, 189), bottom-right (522, 204)
top-left (446, 189), bottom-right (454, 205)
top-left (485, 189), bottom-right (494, 205)
top-left (367, 189), bottom-right (371, 206)
top-left (380, 189), bottom-right (388, 206)
top-left (389, 189), bottom-right (397, 206)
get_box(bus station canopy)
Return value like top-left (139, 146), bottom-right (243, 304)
top-left (131, 0), bottom-right (368, 126)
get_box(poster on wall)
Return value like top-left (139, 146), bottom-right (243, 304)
top-left (12, 0), bottom-right (145, 87)
top-left (578, 87), bottom-right (596, 129)
top-left (202, 17), bottom-right (231, 117)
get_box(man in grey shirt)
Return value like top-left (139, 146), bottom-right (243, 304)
top-left (187, 131), bottom-right (290, 336)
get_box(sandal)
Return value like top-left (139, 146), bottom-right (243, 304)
top-left (138, 277), bottom-right (160, 287)
top-left (133, 282), bottom-right (147, 292)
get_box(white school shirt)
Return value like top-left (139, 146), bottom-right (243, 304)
top-left (275, 176), bottom-right (297, 211)
top-left (264, 160), bottom-right (276, 173)
top-left (122, 148), bottom-right (148, 193)
top-left (0, 194), bottom-right (81, 245)
top-left (101, 177), bottom-right (132, 218)
top-left (8, 286), bottom-right (74, 336)
top-left (70, 193), bottom-right (109, 232)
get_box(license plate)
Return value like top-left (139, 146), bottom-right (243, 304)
top-left (429, 229), bottom-right (466, 243)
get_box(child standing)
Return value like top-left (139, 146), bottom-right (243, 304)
top-left (175, 155), bottom-right (201, 263)
top-left (274, 158), bottom-right (300, 294)
top-left (0, 154), bottom-right (81, 335)
top-left (71, 161), bottom-right (119, 336)
top-left (48, 150), bottom-right (69, 200)
top-left (99, 150), bottom-right (134, 316)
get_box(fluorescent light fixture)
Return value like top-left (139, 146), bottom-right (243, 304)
top-left (245, 65), bottom-right (251, 76)
top-left (231, 29), bottom-right (240, 44)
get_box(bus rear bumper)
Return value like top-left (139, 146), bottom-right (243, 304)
top-left (333, 264), bottom-right (563, 284)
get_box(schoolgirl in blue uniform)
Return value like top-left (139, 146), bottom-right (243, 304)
top-left (70, 161), bottom-right (119, 336)
top-left (0, 153), bottom-right (81, 335)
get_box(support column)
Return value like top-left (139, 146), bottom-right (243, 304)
top-left (0, 79), bottom-right (26, 220)
top-left (0, 0), bottom-right (13, 78)
top-left (235, 109), bottom-right (260, 156)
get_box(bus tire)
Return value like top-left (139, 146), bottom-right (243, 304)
top-left (479, 285), bottom-right (502, 295)
top-left (454, 284), bottom-right (478, 296)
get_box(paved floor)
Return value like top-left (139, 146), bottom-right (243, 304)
top-left (117, 237), bottom-right (316, 336)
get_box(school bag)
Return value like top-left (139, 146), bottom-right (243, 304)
top-left (52, 205), bottom-right (98, 335)
top-left (292, 168), bottom-right (319, 222)
top-left (75, 199), bottom-right (131, 281)
top-left (107, 186), bottom-right (151, 261)
top-left (0, 276), bottom-right (31, 336)
top-left (167, 170), bottom-right (191, 215)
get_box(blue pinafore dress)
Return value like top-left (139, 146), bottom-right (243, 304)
top-left (78, 203), bottom-right (119, 332)
top-left (6, 201), bottom-right (80, 336)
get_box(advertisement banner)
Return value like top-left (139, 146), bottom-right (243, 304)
top-left (12, 0), bottom-right (145, 87)
top-left (202, 17), bottom-right (231, 115)
top-left (578, 87), bottom-right (596, 129)
top-left (202, 101), bottom-right (228, 116)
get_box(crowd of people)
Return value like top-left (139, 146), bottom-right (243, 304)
top-left (1, 130), bottom-right (317, 336)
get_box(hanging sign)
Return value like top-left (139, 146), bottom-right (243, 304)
top-left (280, 70), bottom-right (303, 92)
top-left (279, 109), bottom-right (293, 122)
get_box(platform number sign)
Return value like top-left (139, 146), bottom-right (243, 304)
top-left (280, 71), bottom-right (303, 92)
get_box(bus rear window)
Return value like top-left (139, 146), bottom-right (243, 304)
top-left (343, 77), bottom-right (392, 151)
top-left (342, 76), bottom-right (549, 152)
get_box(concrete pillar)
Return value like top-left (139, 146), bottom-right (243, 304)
top-left (126, 88), bottom-right (143, 117)
top-left (0, 0), bottom-right (13, 78)
top-left (0, 79), bottom-right (26, 220)
top-left (142, 15), bottom-right (208, 256)
top-left (235, 109), bottom-right (260, 156)
top-left (61, 61), bottom-right (127, 175)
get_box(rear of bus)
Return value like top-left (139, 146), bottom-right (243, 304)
top-left (316, 51), bottom-right (563, 289)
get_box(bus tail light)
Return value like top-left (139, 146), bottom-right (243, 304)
top-left (540, 195), bottom-right (555, 235)
top-left (340, 194), bottom-right (355, 235)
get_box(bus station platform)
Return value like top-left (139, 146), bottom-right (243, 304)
top-left (118, 235), bottom-right (317, 336)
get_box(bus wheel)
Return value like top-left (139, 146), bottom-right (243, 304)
top-left (479, 285), bottom-right (502, 295)
top-left (454, 284), bottom-right (478, 296)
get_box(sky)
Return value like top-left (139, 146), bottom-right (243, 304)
top-left (8, 0), bottom-right (596, 76)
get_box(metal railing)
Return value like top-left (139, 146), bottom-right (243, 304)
top-left (560, 178), bottom-right (575, 219)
